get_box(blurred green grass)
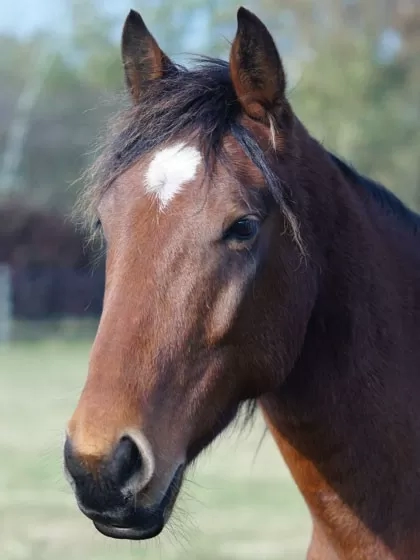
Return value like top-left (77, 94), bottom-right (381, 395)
top-left (0, 339), bottom-right (311, 559)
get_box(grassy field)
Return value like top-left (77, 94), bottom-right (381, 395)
top-left (0, 338), bottom-right (311, 560)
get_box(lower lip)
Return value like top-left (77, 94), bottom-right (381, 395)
top-left (93, 521), bottom-right (163, 540)
top-left (91, 465), bottom-right (185, 541)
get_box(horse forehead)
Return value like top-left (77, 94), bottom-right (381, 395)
top-left (145, 142), bottom-right (202, 208)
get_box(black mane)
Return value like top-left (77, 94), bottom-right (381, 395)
top-left (329, 153), bottom-right (420, 234)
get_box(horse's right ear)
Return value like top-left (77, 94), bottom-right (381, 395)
top-left (121, 10), bottom-right (175, 104)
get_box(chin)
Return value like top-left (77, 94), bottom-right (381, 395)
top-left (82, 465), bottom-right (184, 541)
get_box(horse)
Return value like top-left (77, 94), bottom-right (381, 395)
top-left (63, 7), bottom-right (420, 559)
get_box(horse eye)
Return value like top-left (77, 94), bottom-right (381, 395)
top-left (224, 217), bottom-right (260, 242)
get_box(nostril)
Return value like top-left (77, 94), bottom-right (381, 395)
top-left (64, 431), bottom-right (154, 504)
top-left (106, 436), bottom-right (142, 488)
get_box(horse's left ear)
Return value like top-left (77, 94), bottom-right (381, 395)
top-left (121, 10), bottom-right (175, 104)
top-left (229, 7), bottom-right (286, 122)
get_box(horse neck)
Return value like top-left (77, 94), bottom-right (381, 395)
top-left (260, 127), bottom-right (420, 555)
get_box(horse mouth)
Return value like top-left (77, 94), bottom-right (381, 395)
top-left (93, 520), bottom-right (163, 540)
top-left (90, 464), bottom-right (184, 541)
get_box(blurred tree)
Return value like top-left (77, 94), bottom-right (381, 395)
top-left (68, 0), bottom-right (122, 89)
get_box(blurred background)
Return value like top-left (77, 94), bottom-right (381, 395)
top-left (0, 0), bottom-right (419, 559)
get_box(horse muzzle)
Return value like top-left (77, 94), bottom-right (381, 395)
top-left (64, 432), bottom-right (185, 540)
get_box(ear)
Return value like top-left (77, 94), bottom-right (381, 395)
top-left (121, 10), bottom-right (175, 104)
top-left (229, 7), bottom-right (286, 122)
